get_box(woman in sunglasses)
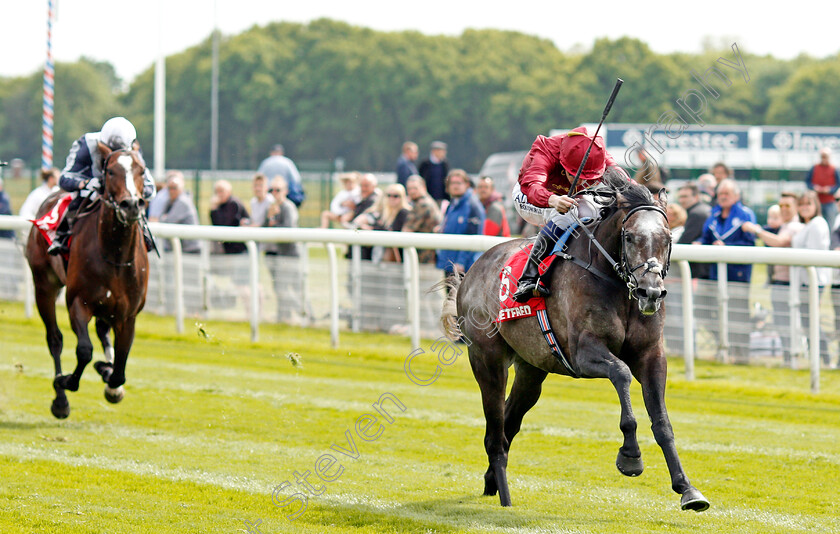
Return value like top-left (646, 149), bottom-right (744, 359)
top-left (354, 183), bottom-right (411, 262)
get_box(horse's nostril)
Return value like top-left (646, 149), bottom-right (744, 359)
top-left (137, 198), bottom-right (146, 210)
top-left (635, 287), bottom-right (664, 301)
top-left (119, 199), bottom-right (132, 210)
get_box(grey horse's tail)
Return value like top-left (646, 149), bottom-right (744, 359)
top-left (433, 273), bottom-right (462, 341)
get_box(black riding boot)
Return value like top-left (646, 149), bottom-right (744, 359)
top-left (512, 226), bottom-right (560, 302)
top-left (47, 217), bottom-right (72, 256)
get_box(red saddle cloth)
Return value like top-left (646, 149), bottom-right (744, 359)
top-left (495, 243), bottom-right (557, 323)
top-left (31, 193), bottom-right (72, 247)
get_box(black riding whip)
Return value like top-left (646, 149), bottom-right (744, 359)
top-left (567, 78), bottom-right (623, 196)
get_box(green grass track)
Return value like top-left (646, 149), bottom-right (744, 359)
top-left (1, 300), bottom-right (839, 533)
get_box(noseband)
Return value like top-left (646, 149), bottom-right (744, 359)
top-left (618, 205), bottom-right (671, 298)
top-left (100, 149), bottom-right (143, 226)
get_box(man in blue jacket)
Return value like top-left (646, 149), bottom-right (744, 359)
top-left (696, 178), bottom-right (756, 282)
top-left (436, 169), bottom-right (485, 276)
top-left (695, 178), bottom-right (756, 360)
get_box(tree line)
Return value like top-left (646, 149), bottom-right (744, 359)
top-left (1, 19), bottom-right (838, 173)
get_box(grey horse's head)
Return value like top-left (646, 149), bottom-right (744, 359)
top-left (606, 172), bottom-right (671, 315)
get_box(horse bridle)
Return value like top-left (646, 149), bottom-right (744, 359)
top-left (571, 201), bottom-right (670, 301)
top-left (618, 205), bottom-right (671, 299)
top-left (100, 149), bottom-right (144, 226)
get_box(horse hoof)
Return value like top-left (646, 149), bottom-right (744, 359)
top-left (50, 399), bottom-right (70, 419)
top-left (483, 472), bottom-right (498, 496)
top-left (104, 385), bottom-right (124, 404)
top-left (616, 451), bottom-right (644, 477)
top-left (94, 361), bottom-right (113, 382)
top-left (680, 487), bottom-right (710, 512)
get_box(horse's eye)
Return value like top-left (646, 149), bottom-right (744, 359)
top-left (625, 234), bottom-right (633, 243)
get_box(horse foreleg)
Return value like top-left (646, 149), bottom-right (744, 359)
top-left (56, 299), bottom-right (94, 394)
top-left (576, 331), bottom-right (644, 477)
top-left (33, 280), bottom-right (67, 418)
top-left (633, 352), bottom-right (710, 512)
top-left (469, 345), bottom-right (511, 506)
top-left (103, 316), bottom-right (137, 404)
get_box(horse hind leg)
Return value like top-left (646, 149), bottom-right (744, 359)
top-left (100, 316), bottom-right (137, 404)
top-left (502, 359), bottom-right (547, 461)
top-left (96, 318), bottom-right (114, 364)
top-left (92, 318), bottom-right (115, 385)
top-left (576, 332), bottom-right (644, 477)
top-left (33, 279), bottom-right (68, 419)
top-left (480, 359), bottom-right (548, 503)
top-left (469, 344), bottom-right (513, 506)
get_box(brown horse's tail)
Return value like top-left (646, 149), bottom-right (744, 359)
top-left (433, 273), bottom-right (463, 341)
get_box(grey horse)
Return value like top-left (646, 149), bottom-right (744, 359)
top-left (440, 171), bottom-right (709, 511)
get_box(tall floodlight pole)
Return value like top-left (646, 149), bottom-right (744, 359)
top-left (210, 0), bottom-right (219, 172)
top-left (41, 0), bottom-right (56, 171)
top-left (154, 0), bottom-right (166, 178)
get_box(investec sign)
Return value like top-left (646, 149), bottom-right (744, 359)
top-left (759, 127), bottom-right (840, 169)
top-left (565, 124), bottom-right (840, 170)
top-left (591, 123), bottom-right (751, 169)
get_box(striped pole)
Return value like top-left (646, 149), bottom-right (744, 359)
top-left (41, 0), bottom-right (55, 171)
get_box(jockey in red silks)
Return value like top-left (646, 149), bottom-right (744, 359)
top-left (510, 126), bottom-right (631, 303)
top-left (48, 117), bottom-right (156, 256)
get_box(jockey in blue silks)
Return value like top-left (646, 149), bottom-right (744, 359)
top-left (48, 117), bottom-right (155, 256)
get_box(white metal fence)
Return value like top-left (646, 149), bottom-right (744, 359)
top-left (3, 214), bottom-right (840, 392)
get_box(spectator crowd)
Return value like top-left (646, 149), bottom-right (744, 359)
top-left (3, 138), bottom-right (840, 367)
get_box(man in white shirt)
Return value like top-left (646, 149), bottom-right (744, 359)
top-left (19, 168), bottom-right (60, 220)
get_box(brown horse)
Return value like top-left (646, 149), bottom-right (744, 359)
top-left (441, 171), bottom-right (709, 511)
top-left (26, 143), bottom-right (149, 419)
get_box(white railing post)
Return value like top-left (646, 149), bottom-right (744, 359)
top-left (678, 260), bottom-right (695, 381)
top-left (200, 242), bottom-right (211, 313)
top-left (300, 243), bottom-right (310, 322)
top-left (246, 240), bottom-right (260, 342)
top-left (156, 249), bottom-right (166, 311)
top-left (171, 237), bottom-right (184, 334)
top-left (716, 262), bottom-right (729, 363)
top-left (351, 245), bottom-right (361, 332)
top-left (325, 243), bottom-right (340, 348)
top-left (22, 252), bottom-right (33, 318)
top-left (790, 272), bottom-right (802, 369)
top-left (403, 247), bottom-right (421, 350)
top-left (806, 266), bottom-right (820, 394)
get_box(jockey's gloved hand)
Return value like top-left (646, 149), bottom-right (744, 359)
top-left (80, 177), bottom-right (101, 198)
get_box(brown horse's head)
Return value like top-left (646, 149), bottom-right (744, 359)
top-left (605, 171), bottom-right (672, 315)
top-left (98, 142), bottom-right (147, 225)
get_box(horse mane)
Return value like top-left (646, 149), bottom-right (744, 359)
top-left (600, 167), bottom-right (658, 218)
